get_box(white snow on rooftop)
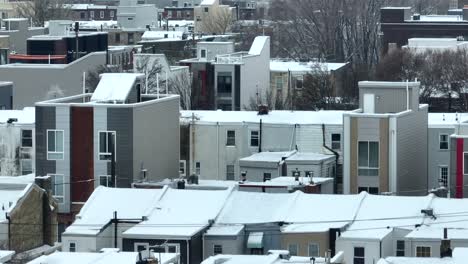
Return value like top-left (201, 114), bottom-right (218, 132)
top-left (27, 251), bottom-right (139, 264)
top-left (200, 0), bottom-right (216, 5)
top-left (0, 250), bottom-right (14, 263)
top-left (180, 110), bottom-right (347, 125)
top-left (428, 113), bottom-right (468, 128)
top-left (270, 60), bottom-right (347, 73)
top-left (248, 36), bottom-right (268, 56)
top-left (413, 15), bottom-right (463, 22)
top-left (123, 188), bottom-right (233, 239)
top-left (141, 31), bottom-right (184, 41)
top-left (240, 151), bottom-right (296, 163)
top-left (205, 225), bottom-right (244, 236)
top-left (64, 186), bottom-right (165, 235)
top-left (378, 248), bottom-right (468, 264)
top-left (0, 183), bottom-right (32, 222)
top-left (91, 73), bottom-right (143, 102)
top-left (0, 107), bottom-right (35, 124)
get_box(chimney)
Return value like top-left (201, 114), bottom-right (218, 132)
top-left (440, 228), bottom-right (452, 258)
top-left (257, 105), bottom-right (269, 115)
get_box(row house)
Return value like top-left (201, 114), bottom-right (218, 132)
top-left (67, 4), bottom-right (118, 21)
top-left (34, 73), bottom-right (180, 228)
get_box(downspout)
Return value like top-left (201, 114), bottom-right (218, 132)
top-left (259, 119), bottom-right (263, 152)
top-left (322, 124), bottom-right (339, 193)
top-left (6, 213), bottom-right (10, 250)
top-left (216, 122), bottom-right (219, 180)
top-left (186, 239), bottom-right (190, 264)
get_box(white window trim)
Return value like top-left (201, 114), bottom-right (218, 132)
top-left (47, 129), bottom-right (64, 160)
top-left (49, 173), bottom-right (65, 204)
top-left (90, 10), bottom-right (94, 18)
top-left (195, 161), bottom-right (201, 175)
top-left (275, 75), bottom-right (283, 90)
top-left (439, 165), bottom-right (449, 187)
top-left (110, 10), bottom-right (115, 17)
top-left (69, 241), bottom-right (77, 252)
top-left (308, 243), bottom-right (319, 257)
top-left (226, 130), bottom-right (236, 146)
top-left (331, 133), bottom-right (341, 151)
top-left (249, 130), bottom-right (259, 147)
top-left (200, 48), bottom-right (207, 59)
top-left (439, 133), bottom-right (449, 150)
top-left (100, 11), bottom-right (104, 18)
top-left (98, 130), bottom-right (117, 161)
top-left (21, 129), bottom-right (33, 148)
top-left (415, 245), bottom-right (431, 257)
top-left (179, 160), bottom-right (186, 177)
top-left (99, 175), bottom-right (112, 187)
top-left (213, 244), bottom-right (222, 255)
top-left (357, 140), bottom-right (379, 176)
top-left (20, 159), bottom-right (33, 175)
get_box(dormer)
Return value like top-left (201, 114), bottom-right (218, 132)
top-left (359, 81), bottom-right (420, 114)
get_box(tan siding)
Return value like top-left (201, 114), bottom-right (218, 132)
top-left (281, 232), bottom-right (329, 257)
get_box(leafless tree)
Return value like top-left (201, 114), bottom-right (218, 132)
top-left (168, 72), bottom-right (192, 110)
top-left (16, 0), bottom-right (72, 27)
top-left (200, 8), bottom-right (234, 34)
top-left (245, 89), bottom-right (292, 110)
top-left (133, 56), bottom-right (164, 94)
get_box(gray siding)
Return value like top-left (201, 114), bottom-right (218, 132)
top-left (203, 232), bottom-right (245, 259)
top-left (132, 96), bottom-right (180, 182)
top-left (55, 105), bottom-right (71, 213)
top-left (0, 83), bottom-right (12, 109)
top-left (356, 117), bottom-right (381, 189)
top-left (0, 52), bottom-right (106, 109)
top-left (93, 107), bottom-right (108, 187)
top-left (427, 127), bottom-right (453, 190)
top-left (35, 106), bottom-right (56, 177)
top-left (359, 86), bottom-right (418, 113)
top-left (396, 108), bottom-right (428, 195)
top-left (107, 108), bottom-right (133, 188)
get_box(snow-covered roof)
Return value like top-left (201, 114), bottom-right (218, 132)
top-left (248, 36), bottom-right (268, 56)
top-left (270, 176), bottom-right (333, 185)
top-left (410, 15), bottom-right (463, 22)
top-left (270, 60), bottom-right (348, 73)
top-left (378, 248), bottom-right (468, 264)
top-left (200, 0), bottom-right (217, 6)
top-left (0, 183), bottom-right (33, 222)
top-left (0, 107), bottom-right (35, 124)
top-left (282, 192), bottom-right (365, 233)
top-left (63, 186), bottom-right (165, 236)
top-left (205, 225), bottom-right (244, 236)
top-left (141, 31), bottom-right (184, 41)
top-left (406, 227), bottom-right (468, 240)
top-left (78, 20), bottom-right (118, 30)
top-left (202, 254), bottom-right (328, 264)
top-left (27, 251), bottom-right (139, 264)
top-left (215, 191), bottom-right (298, 224)
top-left (287, 152), bottom-right (335, 162)
top-left (0, 174), bottom-right (35, 185)
top-left (428, 113), bottom-right (468, 128)
top-left (240, 151), bottom-right (296, 163)
top-left (123, 188), bottom-right (233, 239)
top-left (0, 250), bottom-right (14, 264)
top-left (90, 73), bottom-right (143, 102)
top-left (340, 194), bottom-right (434, 240)
top-left (180, 110), bottom-right (347, 125)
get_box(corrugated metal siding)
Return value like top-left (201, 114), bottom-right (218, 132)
top-left (35, 106), bottom-right (56, 176)
top-left (56, 105), bottom-right (71, 212)
top-left (93, 107), bottom-right (108, 186)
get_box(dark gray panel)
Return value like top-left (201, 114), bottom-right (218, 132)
top-left (107, 107), bottom-right (133, 188)
top-left (0, 84), bottom-right (12, 109)
top-left (35, 106), bottom-right (56, 176)
top-left (235, 65), bottom-right (240, 111)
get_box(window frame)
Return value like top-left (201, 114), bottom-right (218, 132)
top-left (49, 174), bottom-right (65, 204)
top-left (308, 243), bottom-right (319, 257)
top-left (179, 160), bottom-right (186, 177)
top-left (226, 165), bottom-right (235, 180)
top-left (439, 166), bottom-right (448, 187)
top-left (415, 245), bottom-right (431, 257)
top-left (195, 161), bottom-right (201, 175)
top-left (20, 159), bottom-right (33, 175)
top-left (250, 130), bottom-right (259, 147)
top-left (99, 175), bottom-right (112, 187)
top-left (288, 243), bottom-right (298, 256)
top-left (213, 244), bottom-right (222, 255)
top-left (358, 141), bottom-right (379, 176)
top-left (439, 134), bottom-right (449, 150)
top-left (21, 129), bottom-right (33, 147)
top-left (396, 240), bottom-right (405, 256)
top-left (98, 131), bottom-right (117, 161)
top-left (331, 133), bottom-right (341, 151)
top-left (226, 130), bottom-right (236, 146)
top-left (90, 10), bottom-right (94, 18)
top-left (100, 11), bottom-right (104, 19)
top-left (47, 129), bottom-right (64, 160)
top-left (263, 172), bottom-right (272, 182)
top-left (353, 246), bottom-right (365, 264)
top-left (110, 10), bottom-right (115, 18)
top-left (69, 242), bottom-right (76, 252)
top-left (275, 75), bottom-right (283, 90)
top-left (200, 48), bottom-right (207, 58)
top-left (295, 75), bottom-right (304, 90)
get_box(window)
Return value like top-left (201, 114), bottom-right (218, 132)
top-left (69, 242), bottom-right (76, 252)
top-left (250, 130), bottom-right (259, 147)
top-left (439, 166), bottom-right (448, 187)
top-left (80, 12), bottom-right (85, 19)
top-left (99, 11), bottom-right (104, 19)
top-left (439, 134), bottom-right (449, 150)
top-left (396, 240), bottom-right (405, 256)
top-left (295, 76), bottom-right (303, 89)
top-left (110, 10), bottom-right (115, 18)
top-left (226, 165), bottom-right (235, 180)
top-left (180, 160), bottom-right (186, 176)
top-left (135, 242), bottom-right (150, 258)
top-left (308, 243), bottom-right (319, 257)
top-left (115, 33), bottom-right (121, 43)
top-left (275, 76), bottom-right (283, 90)
top-left (200, 49), bottom-right (207, 58)
top-left (195, 161), bottom-right (201, 175)
top-left (226, 130), bottom-right (235, 146)
top-left (99, 131), bottom-right (116, 161)
top-left (263, 173), bottom-right (271, 182)
top-left (47, 130), bottom-right (64, 160)
top-left (416, 246), bottom-right (431, 257)
top-left (196, 16), bottom-right (201, 22)
top-left (464, 152), bottom-right (468, 175)
top-left (358, 141), bottom-right (379, 176)
top-left (331, 134), bottom-right (341, 150)
top-left (358, 186), bottom-right (379, 194)
top-left (305, 171), bottom-right (313, 177)
top-left (99, 175), bottom-right (112, 187)
top-left (21, 159), bottom-right (32, 175)
top-left (288, 244), bottom-right (298, 256)
top-left (353, 247), bottom-right (364, 264)
top-left (217, 75), bottom-right (232, 94)
top-left (204, 7), bottom-right (209, 12)
top-left (90, 10), bottom-right (94, 18)
top-left (50, 174), bottom-right (64, 203)
top-left (21, 129), bottom-right (32, 147)
top-left (128, 33), bottom-right (134, 44)
top-left (214, 245), bottom-right (222, 255)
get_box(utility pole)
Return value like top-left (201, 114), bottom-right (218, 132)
top-left (112, 211), bottom-right (146, 249)
top-left (74, 22), bottom-right (80, 61)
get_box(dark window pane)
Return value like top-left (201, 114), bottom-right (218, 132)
top-left (369, 142), bottom-right (379, 168)
top-left (358, 142), bottom-right (368, 167)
